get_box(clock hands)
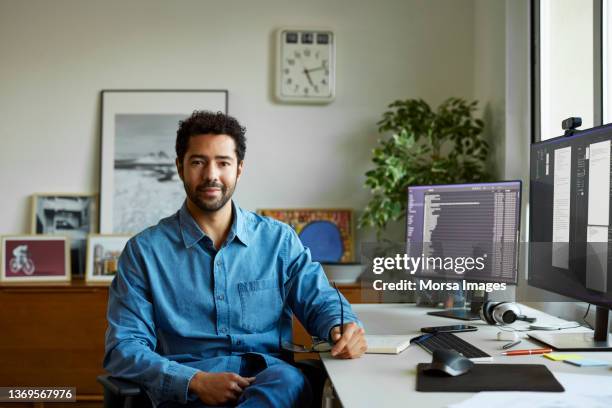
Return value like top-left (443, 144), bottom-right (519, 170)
top-left (303, 61), bottom-right (329, 88)
top-left (303, 68), bottom-right (315, 87)
top-left (295, 55), bottom-right (316, 88)
top-left (304, 66), bottom-right (325, 73)
top-left (294, 53), bottom-right (328, 95)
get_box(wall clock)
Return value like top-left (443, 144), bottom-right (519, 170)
top-left (275, 28), bottom-right (335, 103)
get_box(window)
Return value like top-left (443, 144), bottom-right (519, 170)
top-left (605, 0), bottom-right (612, 123)
top-left (536, 0), bottom-right (595, 141)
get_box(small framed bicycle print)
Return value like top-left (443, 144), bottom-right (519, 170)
top-left (1, 235), bottom-right (70, 282)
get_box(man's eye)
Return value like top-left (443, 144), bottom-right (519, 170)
top-left (191, 160), bottom-right (203, 166)
top-left (220, 162), bottom-right (230, 167)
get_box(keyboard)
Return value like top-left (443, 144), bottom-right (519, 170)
top-left (412, 332), bottom-right (492, 361)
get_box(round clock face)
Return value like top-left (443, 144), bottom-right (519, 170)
top-left (276, 29), bottom-right (335, 103)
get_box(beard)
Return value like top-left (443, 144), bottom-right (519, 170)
top-left (184, 178), bottom-right (236, 213)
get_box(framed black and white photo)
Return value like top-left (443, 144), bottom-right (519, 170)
top-left (31, 194), bottom-right (97, 276)
top-left (100, 90), bottom-right (228, 234)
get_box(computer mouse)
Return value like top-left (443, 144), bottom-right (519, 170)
top-left (421, 349), bottom-right (474, 377)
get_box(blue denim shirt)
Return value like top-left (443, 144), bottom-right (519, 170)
top-left (103, 201), bottom-right (359, 406)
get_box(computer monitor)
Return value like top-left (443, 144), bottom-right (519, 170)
top-left (406, 181), bottom-right (522, 320)
top-left (529, 123), bottom-right (612, 350)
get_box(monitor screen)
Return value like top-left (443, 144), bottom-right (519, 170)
top-left (406, 181), bottom-right (521, 284)
top-left (530, 124), bottom-right (612, 307)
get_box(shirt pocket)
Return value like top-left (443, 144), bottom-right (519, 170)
top-left (237, 278), bottom-right (282, 333)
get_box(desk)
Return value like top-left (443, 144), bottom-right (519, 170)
top-left (321, 303), bottom-right (612, 408)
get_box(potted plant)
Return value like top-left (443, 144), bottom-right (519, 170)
top-left (358, 97), bottom-right (490, 239)
top-left (358, 97), bottom-right (491, 306)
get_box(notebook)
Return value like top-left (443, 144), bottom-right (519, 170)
top-left (365, 335), bottom-right (412, 354)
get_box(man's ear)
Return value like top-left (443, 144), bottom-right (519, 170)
top-left (236, 160), bottom-right (244, 182)
top-left (176, 158), bottom-right (184, 181)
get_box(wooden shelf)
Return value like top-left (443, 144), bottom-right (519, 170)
top-left (0, 279), bottom-right (109, 289)
top-left (0, 282), bottom-right (109, 402)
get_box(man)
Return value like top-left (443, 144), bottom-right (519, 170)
top-left (104, 111), bottom-right (367, 407)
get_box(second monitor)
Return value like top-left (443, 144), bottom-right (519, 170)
top-left (406, 181), bottom-right (522, 320)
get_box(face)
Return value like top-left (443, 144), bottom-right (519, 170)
top-left (177, 134), bottom-right (243, 213)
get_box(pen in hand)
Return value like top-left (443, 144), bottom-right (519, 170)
top-left (332, 282), bottom-right (344, 337)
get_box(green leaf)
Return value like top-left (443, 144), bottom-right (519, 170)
top-left (361, 96), bottom-right (489, 238)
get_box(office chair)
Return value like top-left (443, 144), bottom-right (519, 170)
top-left (97, 374), bottom-right (151, 408)
top-left (97, 358), bottom-right (327, 408)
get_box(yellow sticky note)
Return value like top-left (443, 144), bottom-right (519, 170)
top-left (543, 353), bottom-right (583, 361)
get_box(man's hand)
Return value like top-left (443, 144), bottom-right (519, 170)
top-left (330, 322), bottom-right (367, 359)
top-left (188, 371), bottom-right (255, 405)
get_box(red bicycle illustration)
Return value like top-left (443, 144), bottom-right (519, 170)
top-left (9, 245), bottom-right (35, 275)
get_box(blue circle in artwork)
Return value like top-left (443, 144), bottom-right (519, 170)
top-left (298, 221), bottom-right (344, 262)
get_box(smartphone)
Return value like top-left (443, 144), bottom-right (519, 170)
top-left (420, 325), bottom-right (477, 334)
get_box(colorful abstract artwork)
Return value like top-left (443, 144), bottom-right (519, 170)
top-left (258, 209), bottom-right (354, 263)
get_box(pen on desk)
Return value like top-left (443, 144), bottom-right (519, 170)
top-left (502, 339), bottom-right (522, 350)
top-left (501, 347), bottom-right (553, 356)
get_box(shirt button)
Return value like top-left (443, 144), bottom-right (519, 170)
top-left (236, 340), bottom-right (242, 345)
top-left (217, 294), bottom-right (224, 301)
top-left (220, 327), bottom-right (227, 334)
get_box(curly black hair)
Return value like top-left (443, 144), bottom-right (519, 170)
top-left (176, 110), bottom-right (246, 163)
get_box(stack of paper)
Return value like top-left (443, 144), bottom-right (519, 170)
top-left (449, 373), bottom-right (612, 408)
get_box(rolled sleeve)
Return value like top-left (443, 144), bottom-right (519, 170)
top-left (165, 362), bottom-right (200, 404)
top-left (281, 227), bottom-right (362, 340)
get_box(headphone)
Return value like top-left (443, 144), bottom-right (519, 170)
top-left (480, 301), bottom-right (536, 325)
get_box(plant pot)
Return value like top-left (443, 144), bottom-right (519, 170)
top-left (321, 262), bottom-right (365, 284)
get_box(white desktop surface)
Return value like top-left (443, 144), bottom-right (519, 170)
top-left (321, 303), bottom-right (612, 408)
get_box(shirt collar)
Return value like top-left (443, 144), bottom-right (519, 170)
top-left (231, 202), bottom-right (250, 247)
top-left (178, 200), bottom-right (249, 249)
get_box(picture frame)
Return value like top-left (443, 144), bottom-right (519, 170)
top-left (258, 208), bottom-right (355, 263)
top-left (85, 234), bottom-right (131, 283)
top-left (1, 235), bottom-right (70, 282)
top-left (99, 89), bottom-right (228, 234)
top-left (30, 193), bottom-right (98, 277)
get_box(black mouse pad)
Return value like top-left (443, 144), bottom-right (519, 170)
top-left (416, 363), bottom-right (564, 392)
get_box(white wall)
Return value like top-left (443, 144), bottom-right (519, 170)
top-left (0, 0), bottom-right (477, 247)
top-left (473, 0), bottom-right (506, 179)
